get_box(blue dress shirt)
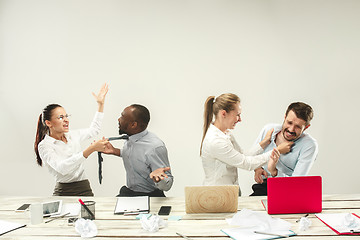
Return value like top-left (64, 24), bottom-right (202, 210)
top-left (254, 123), bottom-right (318, 177)
top-left (120, 130), bottom-right (173, 192)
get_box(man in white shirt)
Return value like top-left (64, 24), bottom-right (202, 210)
top-left (250, 102), bottom-right (319, 196)
top-left (103, 104), bottom-right (173, 197)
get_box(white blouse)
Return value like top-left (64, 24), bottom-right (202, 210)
top-left (38, 112), bottom-right (104, 183)
top-left (201, 124), bottom-right (271, 187)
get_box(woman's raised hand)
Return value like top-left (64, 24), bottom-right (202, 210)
top-left (259, 128), bottom-right (274, 149)
top-left (92, 83), bottom-right (109, 104)
top-left (92, 83), bottom-right (109, 112)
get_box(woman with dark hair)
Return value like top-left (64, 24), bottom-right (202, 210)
top-left (34, 83), bottom-right (109, 196)
top-left (200, 93), bottom-right (292, 195)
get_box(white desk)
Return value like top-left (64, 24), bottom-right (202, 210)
top-left (1, 194), bottom-right (360, 239)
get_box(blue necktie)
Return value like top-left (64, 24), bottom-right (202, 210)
top-left (98, 135), bottom-right (129, 184)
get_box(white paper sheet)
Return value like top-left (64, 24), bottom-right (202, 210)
top-left (226, 208), bottom-right (291, 231)
top-left (222, 226), bottom-right (295, 240)
top-left (0, 220), bottom-right (26, 236)
top-left (222, 209), bottom-right (295, 239)
top-left (60, 203), bottom-right (81, 217)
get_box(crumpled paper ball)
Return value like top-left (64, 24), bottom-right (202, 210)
top-left (140, 215), bottom-right (167, 232)
top-left (75, 218), bottom-right (98, 238)
top-left (298, 216), bottom-right (312, 231)
top-left (343, 213), bottom-right (359, 229)
top-left (226, 208), bottom-right (291, 232)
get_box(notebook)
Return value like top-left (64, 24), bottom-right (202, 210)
top-left (185, 185), bottom-right (239, 213)
top-left (261, 176), bottom-right (322, 214)
top-left (114, 196), bottom-right (149, 215)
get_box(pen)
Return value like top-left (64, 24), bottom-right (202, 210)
top-left (254, 231), bottom-right (289, 238)
top-left (296, 213), bottom-right (309, 223)
top-left (45, 212), bottom-right (70, 223)
top-left (78, 199), bottom-right (95, 220)
top-left (176, 232), bottom-right (194, 240)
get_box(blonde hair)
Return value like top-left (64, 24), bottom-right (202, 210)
top-left (200, 93), bottom-right (240, 155)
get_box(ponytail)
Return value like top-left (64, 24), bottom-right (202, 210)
top-left (200, 93), bottom-right (240, 155)
top-left (34, 104), bottom-right (62, 166)
top-left (200, 96), bottom-right (215, 155)
top-left (34, 114), bottom-right (47, 166)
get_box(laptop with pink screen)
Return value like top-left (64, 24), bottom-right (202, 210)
top-left (261, 176), bottom-right (322, 214)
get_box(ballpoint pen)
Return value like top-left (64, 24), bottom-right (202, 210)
top-left (176, 232), bottom-right (194, 240)
top-left (45, 212), bottom-right (70, 223)
top-left (254, 231), bottom-right (289, 238)
top-left (296, 213), bottom-right (309, 223)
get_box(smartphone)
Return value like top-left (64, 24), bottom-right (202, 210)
top-left (15, 204), bottom-right (30, 212)
top-left (158, 206), bottom-right (171, 215)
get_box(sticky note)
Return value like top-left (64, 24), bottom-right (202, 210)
top-left (135, 213), bottom-right (152, 220)
top-left (168, 215), bottom-right (182, 221)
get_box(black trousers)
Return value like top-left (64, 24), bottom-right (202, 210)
top-left (249, 179), bottom-right (268, 196)
top-left (117, 185), bottom-right (166, 197)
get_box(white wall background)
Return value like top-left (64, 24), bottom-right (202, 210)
top-left (1, 0), bottom-right (359, 197)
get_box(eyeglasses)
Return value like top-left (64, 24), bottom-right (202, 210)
top-left (56, 114), bottom-right (71, 121)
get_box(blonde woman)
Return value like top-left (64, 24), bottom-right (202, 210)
top-left (200, 93), bottom-right (292, 195)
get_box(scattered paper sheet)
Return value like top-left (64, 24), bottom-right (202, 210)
top-left (222, 226), bottom-right (295, 240)
top-left (226, 208), bottom-right (291, 231)
top-left (0, 220), bottom-right (26, 236)
top-left (60, 203), bottom-right (81, 217)
top-left (222, 209), bottom-right (295, 240)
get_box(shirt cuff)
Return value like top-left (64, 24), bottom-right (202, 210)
top-left (78, 151), bottom-right (87, 161)
top-left (264, 150), bottom-right (272, 160)
top-left (119, 148), bottom-right (123, 158)
top-left (155, 178), bottom-right (172, 192)
top-left (95, 111), bottom-right (104, 120)
top-left (254, 143), bottom-right (265, 154)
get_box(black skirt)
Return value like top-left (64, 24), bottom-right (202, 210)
top-left (53, 179), bottom-right (94, 196)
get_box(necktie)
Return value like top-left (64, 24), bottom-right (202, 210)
top-left (98, 135), bottom-right (129, 184)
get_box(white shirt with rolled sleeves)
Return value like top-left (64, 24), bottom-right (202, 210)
top-left (201, 124), bottom-right (272, 188)
top-left (254, 123), bottom-right (318, 177)
top-left (38, 112), bottom-right (104, 183)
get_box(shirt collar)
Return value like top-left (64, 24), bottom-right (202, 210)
top-left (43, 133), bottom-right (68, 144)
top-left (209, 124), bottom-right (231, 140)
top-left (43, 134), bottom-right (56, 144)
top-left (271, 125), bottom-right (283, 142)
top-left (128, 129), bottom-right (148, 142)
